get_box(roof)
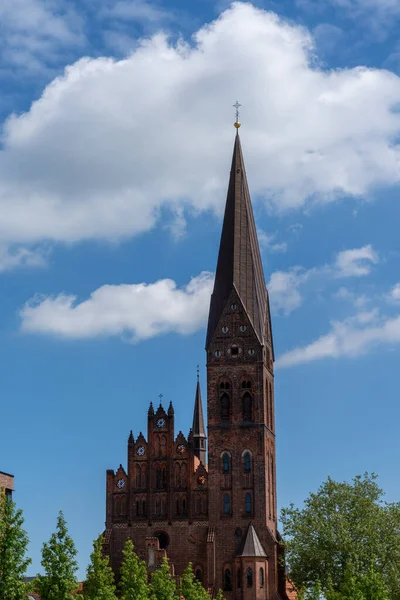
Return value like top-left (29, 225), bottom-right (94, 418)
top-left (238, 523), bottom-right (267, 558)
top-left (192, 380), bottom-right (206, 438)
top-left (206, 133), bottom-right (272, 349)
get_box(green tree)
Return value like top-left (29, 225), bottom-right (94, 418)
top-left (34, 510), bottom-right (82, 600)
top-left (119, 539), bottom-right (149, 600)
top-left (150, 557), bottom-right (177, 600)
top-left (0, 493), bottom-right (31, 600)
top-left (84, 535), bottom-right (116, 600)
top-left (281, 473), bottom-right (400, 599)
top-left (214, 590), bottom-right (225, 600)
top-left (180, 564), bottom-right (209, 600)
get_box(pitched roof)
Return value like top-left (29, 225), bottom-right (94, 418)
top-left (206, 133), bottom-right (271, 348)
top-left (238, 523), bottom-right (267, 557)
top-left (192, 380), bottom-right (206, 439)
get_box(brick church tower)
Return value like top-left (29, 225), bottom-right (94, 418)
top-left (104, 130), bottom-right (289, 600)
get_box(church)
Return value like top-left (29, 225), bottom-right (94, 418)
top-left (104, 123), bottom-right (291, 600)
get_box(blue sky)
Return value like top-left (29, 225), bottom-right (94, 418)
top-left (1, 0), bottom-right (400, 580)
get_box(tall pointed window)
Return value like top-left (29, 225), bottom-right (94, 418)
top-left (221, 393), bottom-right (230, 420)
top-left (247, 568), bottom-right (253, 588)
top-left (259, 567), bottom-right (264, 587)
top-left (244, 452), bottom-right (251, 473)
top-left (224, 569), bottom-right (232, 591)
top-left (223, 493), bottom-right (231, 515)
top-left (243, 393), bottom-right (252, 421)
top-left (245, 492), bottom-right (252, 515)
top-left (237, 568), bottom-right (242, 589)
top-left (222, 453), bottom-right (230, 474)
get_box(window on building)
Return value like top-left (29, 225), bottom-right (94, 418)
top-left (241, 380), bottom-right (251, 388)
top-left (223, 494), bottom-right (231, 515)
top-left (195, 569), bottom-right (203, 583)
top-left (259, 567), bottom-right (264, 587)
top-left (220, 381), bottom-right (230, 390)
top-left (245, 492), bottom-right (252, 515)
top-left (244, 452), bottom-right (251, 473)
top-left (222, 453), bottom-right (230, 474)
top-left (136, 500), bottom-right (140, 516)
top-left (221, 393), bottom-right (230, 420)
top-left (247, 568), bottom-right (253, 588)
top-left (142, 500), bottom-right (147, 517)
top-left (182, 496), bottom-right (187, 515)
top-left (224, 569), bottom-right (232, 591)
top-left (243, 393), bottom-right (252, 421)
top-left (237, 568), bottom-right (241, 589)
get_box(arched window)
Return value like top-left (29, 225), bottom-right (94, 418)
top-left (155, 497), bottom-right (160, 515)
top-left (244, 452), bottom-right (251, 473)
top-left (241, 380), bottom-right (251, 388)
top-left (181, 463), bottom-right (187, 487)
top-left (221, 393), bottom-right (230, 420)
top-left (176, 498), bottom-right (180, 515)
top-left (175, 463), bottom-right (181, 487)
top-left (195, 568), bottom-right (203, 583)
top-left (160, 435), bottom-right (167, 457)
top-left (182, 495), bottom-right (187, 515)
top-left (136, 500), bottom-right (140, 516)
top-left (224, 569), bottom-right (232, 591)
top-left (223, 494), bottom-right (231, 515)
top-left (220, 381), bottom-right (230, 390)
top-left (222, 453), bottom-right (230, 474)
top-left (142, 500), bottom-right (147, 516)
top-left (196, 494), bottom-right (201, 515)
top-left (237, 568), bottom-right (242, 589)
top-left (259, 567), bottom-right (264, 587)
top-left (141, 465), bottom-right (147, 488)
top-left (245, 492), bottom-right (252, 515)
top-left (120, 495), bottom-right (127, 515)
top-left (156, 468), bottom-right (162, 489)
top-left (135, 464), bottom-right (141, 488)
top-left (114, 495), bottom-right (121, 515)
top-left (154, 435), bottom-right (160, 457)
top-left (243, 392), bottom-right (252, 421)
top-left (161, 496), bottom-right (167, 516)
top-left (247, 568), bottom-right (253, 588)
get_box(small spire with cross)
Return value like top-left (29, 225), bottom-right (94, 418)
top-left (233, 101), bottom-right (241, 129)
top-left (158, 393), bottom-right (163, 406)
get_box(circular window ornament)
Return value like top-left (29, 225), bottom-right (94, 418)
top-left (198, 475), bottom-right (206, 486)
top-left (215, 350), bottom-right (222, 358)
top-left (222, 326), bottom-right (229, 333)
top-left (235, 528), bottom-right (242, 537)
top-left (248, 348), bottom-right (255, 356)
top-left (240, 325), bottom-right (247, 332)
top-left (117, 479), bottom-right (126, 489)
top-left (136, 446), bottom-right (145, 456)
top-left (177, 444), bottom-right (186, 454)
top-left (231, 303), bottom-right (237, 311)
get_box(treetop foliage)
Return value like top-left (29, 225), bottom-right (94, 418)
top-left (281, 473), bottom-right (400, 599)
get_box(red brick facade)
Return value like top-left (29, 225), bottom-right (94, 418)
top-left (0, 470), bottom-right (14, 499)
top-left (104, 133), bottom-right (289, 599)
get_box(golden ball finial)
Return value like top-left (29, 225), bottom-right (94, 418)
top-left (234, 121), bottom-right (241, 129)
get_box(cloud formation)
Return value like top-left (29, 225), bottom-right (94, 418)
top-left (20, 272), bottom-right (214, 341)
top-left (268, 245), bottom-right (378, 315)
top-left (0, 2), bottom-right (400, 256)
top-left (276, 308), bottom-right (400, 368)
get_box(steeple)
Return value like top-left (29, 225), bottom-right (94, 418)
top-left (206, 133), bottom-right (272, 349)
top-left (192, 376), bottom-right (206, 466)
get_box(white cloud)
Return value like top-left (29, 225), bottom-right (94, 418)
top-left (387, 282), bottom-right (400, 303)
top-left (268, 245), bottom-right (378, 315)
top-left (20, 272), bottom-right (214, 341)
top-left (257, 229), bottom-right (288, 253)
top-left (0, 2), bottom-right (399, 257)
top-left (0, 245), bottom-right (47, 272)
top-left (334, 245), bottom-right (379, 277)
top-left (0, 0), bottom-right (83, 73)
top-left (276, 308), bottom-right (400, 368)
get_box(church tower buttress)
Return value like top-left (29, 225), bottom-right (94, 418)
top-left (206, 132), bottom-right (277, 599)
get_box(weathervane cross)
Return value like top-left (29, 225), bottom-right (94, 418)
top-left (233, 101), bottom-right (241, 123)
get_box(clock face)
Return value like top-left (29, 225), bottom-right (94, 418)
top-left (117, 479), bottom-right (125, 489)
top-left (157, 418), bottom-right (166, 428)
top-left (177, 444), bottom-right (186, 454)
top-left (197, 475), bottom-right (206, 486)
top-left (136, 446), bottom-right (145, 456)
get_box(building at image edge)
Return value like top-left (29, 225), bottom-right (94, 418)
top-left (104, 132), bottom-right (291, 600)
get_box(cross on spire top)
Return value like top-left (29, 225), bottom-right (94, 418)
top-left (233, 101), bottom-right (242, 129)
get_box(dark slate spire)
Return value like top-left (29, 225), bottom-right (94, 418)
top-left (238, 523), bottom-right (267, 557)
top-left (206, 133), bottom-right (272, 349)
top-left (192, 377), bottom-right (206, 466)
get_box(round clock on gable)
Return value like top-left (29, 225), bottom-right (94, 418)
top-left (157, 418), bottom-right (166, 428)
top-left (136, 446), bottom-right (145, 456)
top-left (177, 444), bottom-right (186, 454)
top-left (117, 479), bottom-right (125, 489)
